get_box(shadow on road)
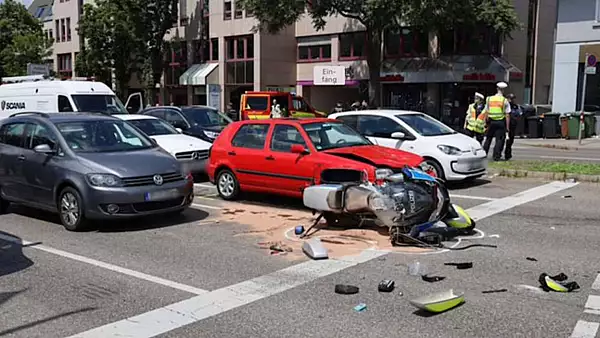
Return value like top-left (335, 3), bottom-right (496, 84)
top-left (0, 232), bottom-right (34, 278)
top-left (446, 178), bottom-right (491, 190)
top-left (0, 306), bottom-right (96, 337)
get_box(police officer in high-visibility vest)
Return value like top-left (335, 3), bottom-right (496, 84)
top-left (482, 82), bottom-right (512, 161)
top-left (463, 92), bottom-right (486, 143)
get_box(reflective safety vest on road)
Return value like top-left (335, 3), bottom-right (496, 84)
top-left (486, 94), bottom-right (507, 121)
top-left (466, 103), bottom-right (486, 134)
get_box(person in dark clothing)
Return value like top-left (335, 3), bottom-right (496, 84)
top-left (226, 102), bottom-right (238, 121)
top-left (482, 82), bottom-right (512, 161)
top-left (350, 101), bottom-right (361, 110)
top-left (503, 93), bottom-right (522, 160)
top-left (331, 101), bottom-right (344, 114)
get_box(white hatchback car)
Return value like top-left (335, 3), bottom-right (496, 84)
top-left (329, 110), bottom-right (487, 181)
top-left (115, 114), bottom-right (212, 174)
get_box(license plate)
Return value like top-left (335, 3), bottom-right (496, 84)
top-left (467, 162), bottom-right (482, 170)
top-left (144, 189), bottom-right (179, 201)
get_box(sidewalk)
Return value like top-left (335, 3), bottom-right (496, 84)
top-left (514, 137), bottom-right (600, 149)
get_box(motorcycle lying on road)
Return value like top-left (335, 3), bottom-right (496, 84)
top-left (302, 167), bottom-right (476, 247)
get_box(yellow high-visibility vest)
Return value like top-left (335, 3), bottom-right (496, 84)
top-left (466, 104), bottom-right (486, 134)
top-left (486, 94), bottom-right (507, 120)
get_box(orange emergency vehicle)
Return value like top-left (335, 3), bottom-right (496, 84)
top-left (239, 91), bottom-right (326, 120)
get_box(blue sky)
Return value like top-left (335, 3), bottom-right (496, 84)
top-left (0, 0), bottom-right (34, 6)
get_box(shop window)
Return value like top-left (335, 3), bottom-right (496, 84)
top-left (225, 61), bottom-right (253, 84)
top-left (384, 28), bottom-right (427, 57)
top-left (224, 0), bottom-right (232, 20)
top-left (297, 44), bottom-right (331, 62)
top-left (339, 32), bottom-right (366, 60)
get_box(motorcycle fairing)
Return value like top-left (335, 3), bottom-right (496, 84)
top-left (401, 167), bottom-right (437, 183)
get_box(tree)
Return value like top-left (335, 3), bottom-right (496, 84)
top-left (236, 0), bottom-right (521, 107)
top-left (0, 0), bottom-right (52, 79)
top-left (77, 0), bottom-right (141, 98)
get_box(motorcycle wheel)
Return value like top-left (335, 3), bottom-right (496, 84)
top-left (323, 212), bottom-right (361, 228)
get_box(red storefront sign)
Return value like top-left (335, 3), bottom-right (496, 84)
top-left (463, 73), bottom-right (496, 81)
top-left (509, 72), bottom-right (523, 80)
top-left (380, 74), bottom-right (405, 82)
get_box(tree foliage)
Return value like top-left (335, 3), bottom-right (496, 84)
top-left (236, 0), bottom-right (521, 106)
top-left (0, 0), bottom-right (52, 79)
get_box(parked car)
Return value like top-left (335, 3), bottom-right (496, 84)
top-left (329, 110), bottom-right (487, 181)
top-left (0, 112), bottom-right (194, 231)
top-left (207, 118), bottom-right (431, 200)
top-left (140, 105), bottom-right (232, 143)
top-left (114, 114), bottom-right (212, 174)
top-left (239, 91), bottom-right (326, 120)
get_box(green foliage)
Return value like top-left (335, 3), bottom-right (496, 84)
top-left (0, 0), bottom-right (52, 78)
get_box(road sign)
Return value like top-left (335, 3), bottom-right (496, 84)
top-left (588, 54), bottom-right (597, 67)
top-left (26, 63), bottom-right (49, 76)
top-left (586, 66), bottom-right (597, 75)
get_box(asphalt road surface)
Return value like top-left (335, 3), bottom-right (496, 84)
top-left (511, 145), bottom-right (600, 163)
top-left (1, 176), bottom-right (599, 338)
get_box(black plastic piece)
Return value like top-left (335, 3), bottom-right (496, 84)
top-left (335, 284), bottom-right (359, 295)
top-left (378, 280), bottom-right (395, 292)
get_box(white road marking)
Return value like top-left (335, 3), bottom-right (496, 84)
top-left (67, 181), bottom-right (572, 338)
top-left (466, 181), bottom-right (579, 221)
top-left (592, 274), bottom-right (600, 290)
top-left (191, 203), bottom-right (221, 210)
top-left (450, 194), bottom-right (497, 201)
top-left (0, 233), bottom-right (208, 296)
top-left (539, 155), bottom-right (600, 161)
top-left (194, 183), bottom-right (216, 189)
top-left (570, 320), bottom-right (600, 338)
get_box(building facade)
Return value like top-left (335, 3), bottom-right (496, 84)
top-left (552, 0), bottom-right (600, 113)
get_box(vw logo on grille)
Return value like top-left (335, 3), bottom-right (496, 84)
top-left (191, 152), bottom-right (199, 160)
top-left (153, 174), bottom-right (164, 185)
top-left (471, 147), bottom-right (477, 155)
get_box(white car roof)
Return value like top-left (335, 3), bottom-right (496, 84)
top-left (0, 80), bottom-right (114, 94)
top-left (331, 109), bottom-right (424, 117)
top-left (113, 114), bottom-right (156, 121)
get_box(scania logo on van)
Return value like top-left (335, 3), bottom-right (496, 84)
top-left (0, 101), bottom-right (25, 110)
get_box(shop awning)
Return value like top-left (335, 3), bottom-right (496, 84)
top-left (179, 63), bottom-right (218, 86)
top-left (380, 55), bottom-right (523, 83)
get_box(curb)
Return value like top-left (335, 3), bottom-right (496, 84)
top-left (487, 168), bottom-right (600, 183)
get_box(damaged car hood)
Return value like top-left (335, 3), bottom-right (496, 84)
top-left (322, 145), bottom-right (423, 167)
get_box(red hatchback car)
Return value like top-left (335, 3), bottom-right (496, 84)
top-left (207, 118), bottom-right (431, 200)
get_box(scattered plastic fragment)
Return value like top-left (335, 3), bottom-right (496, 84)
top-left (444, 262), bottom-right (473, 270)
top-left (515, 284), bottom-right (545, 294)
top-left (482, 289), bottom-right (508, 294)
top-left (353, 303), bottom-right (367, 312)
top-left (302, 238), bottom-right (328, 259)
top-left (489, 234), bottom-right (500, 238)
top-left (565, 178), bottom-right (576, 183)
top-left (422, 275), bottom-right (446, 283)
top-left (335, 284), bottom-right (359, 295)
top-left (538, 273), bottom-right (580, 292)
top-left (550, 227), bottom-right (556, 230)
top-left (294, 225), bottom-right (305, 235)
top-left (378, 280), bottom-right (395, 292)
top-left (408, 262), bottom-right (427, 276)
top-left (410, 289), bottom-right (464, 313)
top-left (562, 195), bottom-right (572, 199)
top-left (526, 257), bottom-right (538, 262)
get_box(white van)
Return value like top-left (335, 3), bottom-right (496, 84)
top-left (0, 75), bottom-right (143, 118)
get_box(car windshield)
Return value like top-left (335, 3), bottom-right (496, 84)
top-left (56, 120), bottom-right (155, 153)
top-left (128, 118), bottom-right (178, 136)
top-left (71, 95), bottom-right (128, 115)
top-left (395, 114), bottom-right (456, 136)
top-left (181, 107), bottom-right (232, 127)
top-left (302, 122), bottom-right (372, 151)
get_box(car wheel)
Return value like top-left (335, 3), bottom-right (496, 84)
top-left (425, 159), bottom-right (445, 181)
top-left (58, 187), bottom-right (89, 231)
top-left (0, 195), bottom-right (9, 214)
top-left (216, 169), bottom-right (240, 200)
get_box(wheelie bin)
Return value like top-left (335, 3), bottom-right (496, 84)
top-left (527, 116), bottom-right (543, 138)
top-left (560, 114), bottom-right (569, 138)
top-left (542, 113), bottom-right (561, 138)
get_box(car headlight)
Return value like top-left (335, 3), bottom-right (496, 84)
top-left (203, 130), bottom-right (219, 139)
top-left (437, 144), bottom-right (462, 155)
top-left (375, 168), bottom-right (394, 180)
top-left (87, 174), bottom-right (123, 187)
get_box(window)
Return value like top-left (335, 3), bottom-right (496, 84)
top-left (335, 115), bottom-right (359, 130)
top-left (28, 124), bottom-right (57, 149)
top-left (292, 97), bottom-right (309, 112)
top-left (56, 120), bottom-right (155, 153)
top-left (231, 124), bottom-right (270, 149)
top-left (234, 0), bottom-right (243, 18)
top-left (145, 109), bottom-right (166, 119)
top-left (596, 0), bottom-right (600, 22)
top-left (48, 29), bottom-right (53, 41)
top-left (357, 115), bottom-right (407, 138)
top-left (128, 118), bottom-right (179, 136)
top-left (246, 8), bottom-right (253, 17)
top-left (395, 114), bottom-right (456, 136)
top-left (298, 44), bottom-right (331, 62)
top-left (60, 18), bottom-right (66, 42)
top-left (35, 6), bottom-right (45, 18)
top-left (441, 26), bottom-right (500, 55)
top-left (165, 110), bottom-right (189, 128)
top-left (302, 122), bottom-right (370, 151)
top-left (339, 32), bottom-right (366, 59)
top-left (194, 38), bottom-right (218, 62)
top-left (71, 94), bottom-right (127, 114)
top-left (0, 123), bottom-right (26, 148)
top-left (224, 0), bottom-right (232, 20)
top-left (226, 35), bottom-right (253, 60)
top-left (211, 38), bottom-right (219, 61)
top-left (181, 107), bottom-right (232, 127)
top-left (55, 20), bottom-right (60, 42)
top-left (245, 96), bottom-right (268, 110)
top-left (384, 28), bottom-right (427, 57)
top-left (169, 42), bottom-right (188, 65)
top-left (66, 17), bottom-right (71, 41)
top-left (270, 125), bottom-right (307, 152)
top-left (225, 35), bottom-right (254, 84)
top-left (58, 95), bottom-right (73, 112)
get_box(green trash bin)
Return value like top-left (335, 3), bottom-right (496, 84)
top-left (567, 112), bottom-right (596, 139)
top-left (567, 114), bottom-right (580, 139)
top-left (584, 114), bottom-right (596, 137)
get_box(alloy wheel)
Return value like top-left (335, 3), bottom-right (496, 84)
top-left (218, 172), bottom-right (235, 197)
top-left (60, 192), bottom-right (80, 227)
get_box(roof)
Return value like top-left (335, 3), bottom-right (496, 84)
top-left (28, 0), bottom-right (53, 21)
top-left (114, 114), bottom-right (156, 121)
top-left (238, 118), bottom-right (336, 125)
top-left (331, 109), bottom-right (423, 117)
top-left (0, 80), bottom-right (113, 94)
top-left (46, 113), bottom-right (119, 123)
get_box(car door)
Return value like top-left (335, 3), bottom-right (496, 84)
top-left (357, 115), bottom-right (417, 151)
top-left (21, 122), bottom-right (62, 207)
top-left (124, 92), bottom-right (143, 114)
top-left (263, 124), bottom-right (315, 194)
top-left (0, 122), bottom-right (29, 201)
top-left (229, 123), bottom-right (272, 187)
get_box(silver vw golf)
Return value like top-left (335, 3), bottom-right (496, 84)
top-left (0, 112), bottom-right (195, 231)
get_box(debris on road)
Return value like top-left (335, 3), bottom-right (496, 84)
top-left (378, 280), bottom-right (395, 292)
top-left (335, 284), bottom-right (359, 295)
top-left (302, 238), bottom-right (328, 259)
top-left (354, 303), bottom-right (367, 312)
top-left (539, 273), bottom-right (580, 292)
top-left (444, 262), bottom-right (473, 270)
top-left (408, 262), bottom-right (426, 276)
top-left (294, 225), bottom-right (305, 235)
top-left (410, 289), bottom-right (464, 313)
top-left (562, 195), bottom-right (572, 199)
top-left (515, 284), bottom-right (545, 294)
top-left (422, 275), bottom-right (446, 283)
top-left (526, 257), bottom-right (538, 261)
top-left (489, 234), bottom-right (500, 238)
top-left (257, 241), bottom-right (293, 253)
top-left (482, 289), bottom-right (508, 294)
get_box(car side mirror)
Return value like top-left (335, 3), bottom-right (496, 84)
top-left (34, 144), bottom-right (56, 154)
top-left (391, 132), bottom-right (406, 139)
top-left (290, 144), bottom-right (308, 154)
top-left (176, 128), bottom-right (183, 133)
top-left (150, 138), bottom-right (158, 145)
